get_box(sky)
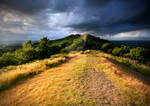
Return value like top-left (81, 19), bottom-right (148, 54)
top-left (0, 0), bottom-right (150, 42)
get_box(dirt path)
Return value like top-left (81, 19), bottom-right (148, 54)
top-left (81, 55), bottom-right (124, 105)
top-left (0, 53), bottom-right (149, 105)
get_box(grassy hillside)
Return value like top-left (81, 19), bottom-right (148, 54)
top-left (0, 52), bottom-right (150, 105)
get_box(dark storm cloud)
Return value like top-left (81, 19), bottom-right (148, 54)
top-left (67, 0), bottom-right (150, 34)
top-left (85, 0), bottom-right (110, 7)
top-left (0, 0), bottom-right (150, 41)
top-left (0, 0), bottom-right (78, 14)
top-left (0, 0), bottom-right (51, 14)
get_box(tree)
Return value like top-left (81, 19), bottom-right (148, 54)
top-left (101, 43), bottom-right (114, 52)
top-left (129, 47), bottom-right (150, 62)
top-left (37, 37), bottom-right (50, 59)
top-left (112, 46), bottom-right (129, 56)
top-left (16, 49), bottom-right (37, 64)
top-left (39, 37), bottom-right (48, 48)
top-left (23, 40), bottom-right (32, 49)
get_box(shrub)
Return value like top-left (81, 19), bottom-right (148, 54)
top-left (129, 47), bottom-right (150, 62)
top-left (23, 40), bottom-right (33, 49)
top-left (0, 52), bottom-right (18, 68)
top-left (101, 43), bottom-right (114, 52)
top-left (16, 49), bottom-right (38, 64)
top-left (112, 46), bottom-right (129, 56)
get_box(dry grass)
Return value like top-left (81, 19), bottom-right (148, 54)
top-left (0, 54), bottom-right (89, 105)
top-left (0, 55), bottom-right (68, 92)
top-left (0, 52), bottom-right (150, 105)
top-left (94, 51), bottom-right (150, 105)
top-left (0, 66), bottom-right (17, 74)
top-left (97, 51), bottom-right (150, 77)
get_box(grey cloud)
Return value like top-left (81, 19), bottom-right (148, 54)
top-left (0, 0), bottom-right (51, 14)
top-left (65, 0), bottom-right (150, 34)
top-left (0, 0), bottom-right (150, 41)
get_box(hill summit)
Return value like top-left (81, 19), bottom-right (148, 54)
top-left (54, 34), bottom-right (110, 52)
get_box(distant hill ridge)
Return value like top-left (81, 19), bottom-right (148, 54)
top-left (51, 34), bottom-right (110, 52)
top-left (0, 33), bottom-right (149, 69)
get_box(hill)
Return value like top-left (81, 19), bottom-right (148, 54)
top-left (0, 34), bottom-right (150, 105)
top-left (0, 34), bottom-right (150, 69)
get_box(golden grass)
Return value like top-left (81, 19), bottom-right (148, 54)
top-left (0, 55), bottom-right (68, 92)
top-left (0, 54), bottom-right (90, 105)
top-left (0, 66), bottom-right (17, 74)
top-left (0, 52), bottom-right (150, 105)
top-left (80, 54), bottom-right (144, 105)
top-left (94, 51), bottom-right (150, 105)
top-left (97, 51), bottom-right (150, 77)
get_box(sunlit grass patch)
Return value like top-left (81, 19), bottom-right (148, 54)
top-left (0, 65), bottom-right (17, 74)
top-left (45, 55), bottom-right (95, 105)
top-left (50, 53), bottom-right (68, 59)
top-left (97, 51), bottom-right (150, 77)
top-left (91, 56), bottom-right (148, 105)
top-left (0, 55), bottom-right (69, 92)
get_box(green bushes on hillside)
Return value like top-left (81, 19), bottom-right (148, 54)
top-left (128, 47), bottom-right (150, 62)
top-left (16, 49), bottom-right (38, 64)
top-left (0, 52), bottom-right (18, 68)
top-left (111, 46), bottom-right (150, 63)
top-left (0, 35), bottom-right (80, 69)
top-left (112, 46), bottom-right (129, 56)
top-left (0, 34), bottom-right (150, 69)
top-left (0, 37), bottom-right (52, 68)
top-left (101, 43), bottom-right (114, 52)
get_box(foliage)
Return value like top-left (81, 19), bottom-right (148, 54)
top-left (128, 47), bottom-right (150, 62)
top-left (0, 52), bottom-right (18, 68)
top-left (84, 34), bottom-right (108, 50)
top-left (23, 40), bottom-right (32, 49)
top-left (101, 43), bottom-right (114, 52)
top-left (16, 49), bottom-right (38, 64)
top-left (112, 46), bottom-right (129, 56)
top-left (64, 36), bottom-right (85, 52)
top-left (0, 34), bottom-right (150, 69)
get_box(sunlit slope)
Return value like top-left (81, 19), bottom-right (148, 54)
top-left (0, 52), bottom-right (150, 105)
top-left (45, 34), bottom-right (110, 52)
top-left (63, 34), bottom-right (109, 52)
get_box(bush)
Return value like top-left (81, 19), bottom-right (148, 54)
top-left (0, 52), bottom-right (18, 68)
top-left (112, 46), bottom-right (129, 56)
top-left (23, 40), bottom-right (33, 49)
top-left (101, 43), bottom-right (114, 52)
top-left (16, 49), bottom-right (38, 64)
top-left (129, 47), bottom-right (150, 62)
